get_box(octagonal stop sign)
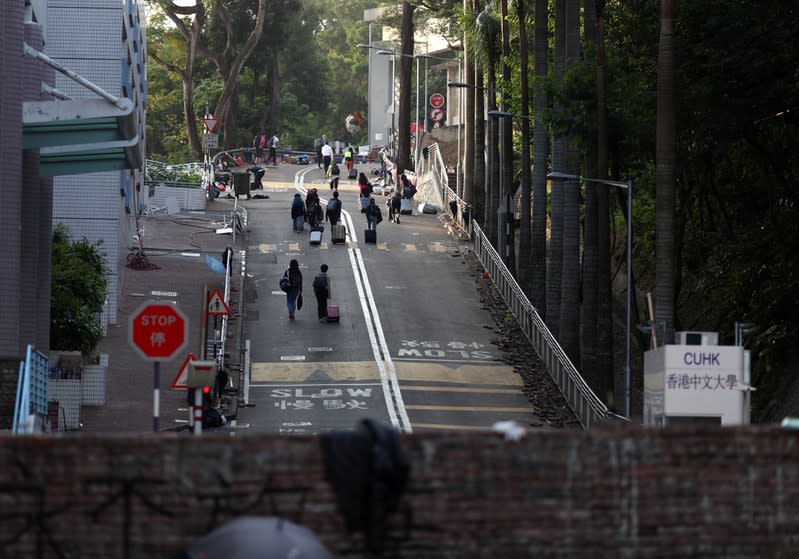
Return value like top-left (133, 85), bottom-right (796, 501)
top-left (128, 301), bottom-right (189, 361)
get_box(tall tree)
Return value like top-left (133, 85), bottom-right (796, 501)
top-left (462, 0), bottom-right (476, 218)
top-left (515, 0), bottom-right (532, 294)
top-left (530, 0), bottom-right (548, 317)
top-left (396, 1), bottom-right (416, 173)
top-left (594, 0), bottom-right (614, 406)
top-left (656, 0), bottom-right (676, 350)
top-left (557, 0), bottom-right (581, 362)
top-left (148, 1), bottom-right (207, 158)
top-left (197, 0), bottom-right (268, 149)
top-left (499, 0), bottom-right (515, 274)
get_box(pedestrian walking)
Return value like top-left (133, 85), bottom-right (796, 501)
top-left (388, 190), bottom-right (402, 223)
top-left (281, 259), bottom-right (303, 320)
top-left (321, 140), bottom-right (334, 176)
top-left (312, 264), bottom-right (331, 322)
top-left (268, 132), bottom-right (279, 166)
top-left (344, 144), bottom-right (355, 175)
top-left (366, 198), bottom-right (383, 231)
top-left (291, 193), bottom-right (306, 232)
top-left (326, 191), bottom-right (342, 225)
top-left (314, 136), bottom-right (324, 168)
top-left (253, 132), bottom-right (266, 164)
top-left (306, 189), bottom-right (323, 228)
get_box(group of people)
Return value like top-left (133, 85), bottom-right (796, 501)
top-left (252, 131), bottom-right (280, 166)
top-left (281, 259), bottom-right (332, 322)
top-left (290, 189), bottom-right (343, 232)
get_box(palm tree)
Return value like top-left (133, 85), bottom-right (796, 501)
top-left (531, 0), bottom-right (548, 318)
top-left (463, 0), bottom-right (476, 216)
top-left (557, 0), bottom-right (581, 362)
top-left (594, 1), bottom-right (615, 406)
top-left (499, 0), bottom-right (515, 274)
top-left (656, 0), bottom-right (676, 350)
top-left (516, 0), bottom-right (532, 293)
top-left (475, 5), bottom-right (501, 247)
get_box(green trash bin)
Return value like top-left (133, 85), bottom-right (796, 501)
top-left (232, 172), bottom-right (250, 197)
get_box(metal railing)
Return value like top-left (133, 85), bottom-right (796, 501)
top-left (426, 143), bottom-right (615, 429)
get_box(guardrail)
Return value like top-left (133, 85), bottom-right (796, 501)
top-left (425, 143), bottom-right (615, 429)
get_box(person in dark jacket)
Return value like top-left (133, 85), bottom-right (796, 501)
top-left (388, 191), bottom-right (402, 224)
top-left (365, 198), bottom-right (383, 231)
top-left (326, 191), bottom-right (342, 225)
top-left (291, 193), bottom-right (306, 232)
top-left (283, 259), bottom-right (303, 320)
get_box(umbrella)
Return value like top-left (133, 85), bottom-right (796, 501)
top-left (183, 516), bottom-right (334, 559)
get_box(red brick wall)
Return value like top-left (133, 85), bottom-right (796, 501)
top-left (1, 424), bottom-right (797, 558)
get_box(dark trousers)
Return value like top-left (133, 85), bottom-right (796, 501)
top-left (315, 289), bottom-right (328, 319)
top-left (323, 156), bottom-right (332, 174)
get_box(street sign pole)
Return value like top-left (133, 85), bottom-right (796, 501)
top-left (153, 362), bottom-right (160, 432)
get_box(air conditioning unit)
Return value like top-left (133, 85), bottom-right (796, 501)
top-left (675, 331), bottom-right (718, 346)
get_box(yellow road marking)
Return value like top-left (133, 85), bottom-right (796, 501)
top-left (251, 361), bottom-right (381, 382)
top-left (377, 242), bottom-right (389, 250)
top-left (394, 362), bottom-right (521, 386)
top-left (429, 243), bottom-right (446, 252)
top-left (400, 385), bottom-right (521, 394)
top-left (258, 243), bottom-right (272, 253)
top-left (405, 404), bottom-right (532, 413)
top-left (411, 423), bottom-right (492, 431)
top-left (403, 243), bottom-right (417, 251)
top-left (288, 242), bottom-right (300, 251)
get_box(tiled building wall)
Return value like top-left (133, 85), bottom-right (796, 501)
top-left (0, 426), bottom-right (798, 558)
top-left (46, 0), bottom-right (145, 327)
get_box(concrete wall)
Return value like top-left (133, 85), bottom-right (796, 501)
top-left (1, 425), bottom-right (798, 558)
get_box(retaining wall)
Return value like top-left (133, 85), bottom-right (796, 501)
top-left (0, 424), bottom-right (797, 558)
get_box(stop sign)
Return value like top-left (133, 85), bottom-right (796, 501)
top-left (128, 301), bottom-right (189, 361)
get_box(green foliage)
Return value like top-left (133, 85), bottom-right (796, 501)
top-left (50, 224), bottom-right (110, 355)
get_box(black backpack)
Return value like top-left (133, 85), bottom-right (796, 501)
top-left (313, 273), bottom-right (328, 291)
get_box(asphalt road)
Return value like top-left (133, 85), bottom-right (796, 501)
top-left (238, 163), bottom-right (534, 434)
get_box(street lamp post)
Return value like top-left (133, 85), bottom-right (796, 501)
top-left (488, 110), bottom-right (531, 267)
top-left (547, 171), bottom-right (634, 419)
top-left (358, 43), bottom-right (396, 154)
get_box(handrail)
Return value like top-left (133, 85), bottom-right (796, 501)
top-left (426, 142), bottom-right (615, 429)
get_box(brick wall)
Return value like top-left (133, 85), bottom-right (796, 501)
top-left (1, 424), bottom-right (798, 558)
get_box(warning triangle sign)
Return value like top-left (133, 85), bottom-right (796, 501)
top-left (203, 116), bottom-right (220, 133)
top-left (207, 288), bottom-right (231, 316)
top-left (171, 353), bottom-right (196, 389)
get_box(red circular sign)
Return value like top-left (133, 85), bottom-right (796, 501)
top-left (128, 301), bottom-right (189, 361)
top-left (430, 93), bottom-right (445, 109)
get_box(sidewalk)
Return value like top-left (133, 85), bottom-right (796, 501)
top-left (81, 198), bottom-right (245, 433)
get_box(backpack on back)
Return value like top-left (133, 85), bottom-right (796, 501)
top-left (313, 274), bottom-right (328, 291)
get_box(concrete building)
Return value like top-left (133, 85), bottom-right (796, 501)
top-left (0, 0), bottom-right (146, 426)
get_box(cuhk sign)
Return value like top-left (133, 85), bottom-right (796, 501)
top-left (128, 301), bottom-right (189, 361)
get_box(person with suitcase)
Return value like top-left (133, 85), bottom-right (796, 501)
top-left (312, 264), bottom-right (331, 322)
top-left (326, 191), bottom-right (342, 225)
top-left (365, 197), bottom-right (383, 232)
top-left (291, 193), bottom-right (306, 232)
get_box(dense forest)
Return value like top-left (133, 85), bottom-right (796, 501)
top-left (145, 0), bottom-right (798, 422)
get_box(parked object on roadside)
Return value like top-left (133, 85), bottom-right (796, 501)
top-left (419, 203), bottom-right (437, 215)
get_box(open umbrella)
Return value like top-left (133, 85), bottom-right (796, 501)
top-left (182, 516), bottom-right (334, 559)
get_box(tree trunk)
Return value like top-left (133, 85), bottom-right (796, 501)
top-left (531, 0), bottom-right (548, 318)
top-left (516, 0), bottom-right (532, 294)
top-left (547, 0), bottom-right (566, 337)
top-left (499, 0), bottom-right (515, 275)
top-left (473, 68), bottom-right (486, 225)
top-left (656, 0), bottom-right (676, 351)
top-left (463, 0), bottom-right (476, 213)
top-left (397, 1), bottom-right (415, 174)
top-left (595, 5), bottom-right (615, 407)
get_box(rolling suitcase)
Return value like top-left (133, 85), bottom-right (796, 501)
top-left (348, 166), bottom-right (358, 180)
top-left (331, 223), bottom-right (347, 244)
top-left (309, 225), bottom-right (324, 245)
top-left (400, 198), bottom-right (413, 215)
top-left (326, 304), bottom-right (340, 323)
top-left (364, 229), bottom-right (377, 244)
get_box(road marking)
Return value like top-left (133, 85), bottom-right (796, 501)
top-left (279, 355), bottom-right (306, 361)
top-left (403, 243), bottom-right (417, 251)
top-left (405, 404), bottom-right (533, 413)
top-left (411, 423), bottom-right (492, 431)
top-left (288, 242), bottom-right (300, 251)
top-left (377, 242), bottom-right (389, 250)
top-left (399, 385), bottom-right (521, 394)
top-left (393, 361), bottom-right (522, 385)
top-left (258, 243), bottom-right (272, 252)
top-left (251, 361), bottom-right (382, 382)
top-left (308, 346), bottom-right (333, 352)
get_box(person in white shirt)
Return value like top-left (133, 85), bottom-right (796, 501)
top-left (268, 132), bottom-right (279, 165)
top-left (321, 141), bottom-right (334, 176)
